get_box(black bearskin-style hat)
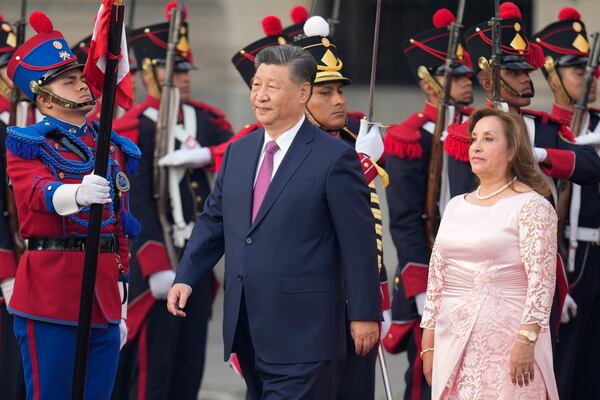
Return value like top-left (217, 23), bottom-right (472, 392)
top-left (231, 16), bottom-right (289, 88)
top-left (294, 16), bottom-right (350, 85)
top-left (464, 1), bottom-right (544, 74)
top-left (282, 5), bottom-right (309, 42)
top-left (402, 8), bottom-right (473, 83)
top-left (71, 34), bottom-right (92, 66)
top-left (129, 1), bottom-right (194, 72)
top-left (533, 7), bottom-right (590, 69)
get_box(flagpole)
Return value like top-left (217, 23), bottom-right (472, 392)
top-left (71, 1), bottom-right (126, 399)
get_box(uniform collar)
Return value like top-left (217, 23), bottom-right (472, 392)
top-left (551, 103), bottom-right (574, 122)
top-left (44, 115), bottom-right (90, 136)
top-left (422, 102), bottom-right (438, 121)
top-left (145, 94), bottom-right (161, 110)
top-left (0, 95), bottom-right (10, 114)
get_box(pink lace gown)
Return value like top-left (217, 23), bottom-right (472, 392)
top-left (421, 192), bottom-right (559, 400)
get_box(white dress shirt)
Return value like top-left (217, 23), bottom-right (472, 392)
top-left (254, 115), bottom-right (305, 186)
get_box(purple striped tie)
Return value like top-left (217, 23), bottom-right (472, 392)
top-left (252, 140), bottom-right (279, 222)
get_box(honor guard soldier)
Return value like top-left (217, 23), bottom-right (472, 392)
top-left (4, 10), bottom-right (140, 399)
top-left (0, 15), bottom-right (24, 400)
top-left (534, 8), bottom-right (600, 399)
top-left (381, 9), bottom-right (474, 400)
top-left (449, 2), bottom-right (600, 193)
top-left (113, 2), bottom-right (233, 399)
top-left (294, 16), bottom-right (390, 400)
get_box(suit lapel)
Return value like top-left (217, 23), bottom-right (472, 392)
top-left (248, 119), bottom-right (315, 234)
top-left (239, 129), bottom-right (265, 230)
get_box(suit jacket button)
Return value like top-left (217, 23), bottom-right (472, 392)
top-left (237, 274), bottom-right (244, 281)
top-left (246, 237), bottom-right (253, 245)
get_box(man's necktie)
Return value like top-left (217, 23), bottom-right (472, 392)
top-left (252, 140), bottom-right (279, 222)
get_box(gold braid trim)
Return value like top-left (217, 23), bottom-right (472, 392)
top-left (0, 77), bottom-right (11, 98)
top-left (369, 184), bottom-right (384, 273)
top-left (543, 56), bottom-right (575, 105)
top-left (370, 158), bottom-right (389, 188)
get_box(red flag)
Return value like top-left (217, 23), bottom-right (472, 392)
top-left (83, 0), bottom-right (132, 110)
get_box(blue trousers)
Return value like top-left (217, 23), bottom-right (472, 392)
top-left (234, 294), bottom-right (343, 400)
top-left (13, 316), bottom-right (119, 400)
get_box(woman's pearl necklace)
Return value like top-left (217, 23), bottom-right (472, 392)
top-left (475, 176), bottom-right (517, 200)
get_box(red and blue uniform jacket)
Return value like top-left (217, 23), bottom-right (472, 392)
top-left (118, 95), bottom-right (233, 338)
top-left (4, 116), bottom-right (141, 327)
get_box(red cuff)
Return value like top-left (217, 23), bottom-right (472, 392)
top-left (358, 153), bottom-right (378, 184)
top-left (0, 249), bottom-right (17, 281)
top-left (540, 148), bottom-right (575, 179)
top-left (401, 263), bottom-right (429, 299)
top-left (382, 321), bottom-right (417, 354)
top-left (209, 146), bottom-right (222, 173)
top-left (555, 255), bottom-right (568, 336)
top-left (380, 280), bottom-right (391, 311)
top-left (136, 241), bottom-right (173, 278)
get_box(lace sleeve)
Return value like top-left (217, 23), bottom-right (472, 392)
top-left (420, 241), bottom-right (447, 329)
top-left (518, 195), bottom-right (557, 330)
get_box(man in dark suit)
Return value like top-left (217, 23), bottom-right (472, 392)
top-left (167, 44), bottom-right (381, 399)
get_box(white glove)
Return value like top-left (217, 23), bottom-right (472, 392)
top-left (0, 277), bottom-right (15, 306)
top-left (575, 132), bottom-right (600, 147)
top-left (561, 294), bottom-right (578, 324)
top-left (355, 118), bottom-right (384, 161)
top-left (533, 147), bottom-right (548, 164)
top-left (158, 147), bottom-right (212, 168)
top-left (76, 174), bottom-right (111, 206)
top-left (52, 174), bottom-right (111, 216)
top-left (119, 320), bottom-right (128, 350)
top-left (380, 309), bottom-right (392, 340)
top-left (415, 292), bottom-right (426, 316)
top-left (148, 269), bottom-right (176, 300)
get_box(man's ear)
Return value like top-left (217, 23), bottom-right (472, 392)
top-left (477, 72), bottom-right (492, 93)
top-left (299, 81), bottom-right (312, 104)
top-left (36, 93), bottom-right (52, 112)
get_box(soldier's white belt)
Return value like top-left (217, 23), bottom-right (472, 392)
top-left (565, 226), bottom-right (600, 244)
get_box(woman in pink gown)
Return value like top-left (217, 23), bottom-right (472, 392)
top-left (420, 108), bottom-right (559, 399)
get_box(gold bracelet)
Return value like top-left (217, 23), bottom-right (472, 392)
top-left (515, 337), bottom-right (534, 346)
top-left (420, 348), bottom-right (434, 359)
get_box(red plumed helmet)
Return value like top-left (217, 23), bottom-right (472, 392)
top-left (558, 7), bottom-right (581, 21)
top-left (165, 1), bottom-right (188, 22)
top-left (290, 5), bottom-right (309, 24)
top-left (500, 2), bottom-right (522, 20)
top-left (262, 15), bottom-right (283, 36)
top-left (30, 10), bottom-right (54, 34)
top-left (432, 8), bottom-right (455, 28)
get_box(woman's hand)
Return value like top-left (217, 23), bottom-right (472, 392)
top-left (509, 341), bottom-right (535, 386)
top-left (422, 351), bottom-right (434, 385)
top-left (421, 328), bottom-right (435, 385)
